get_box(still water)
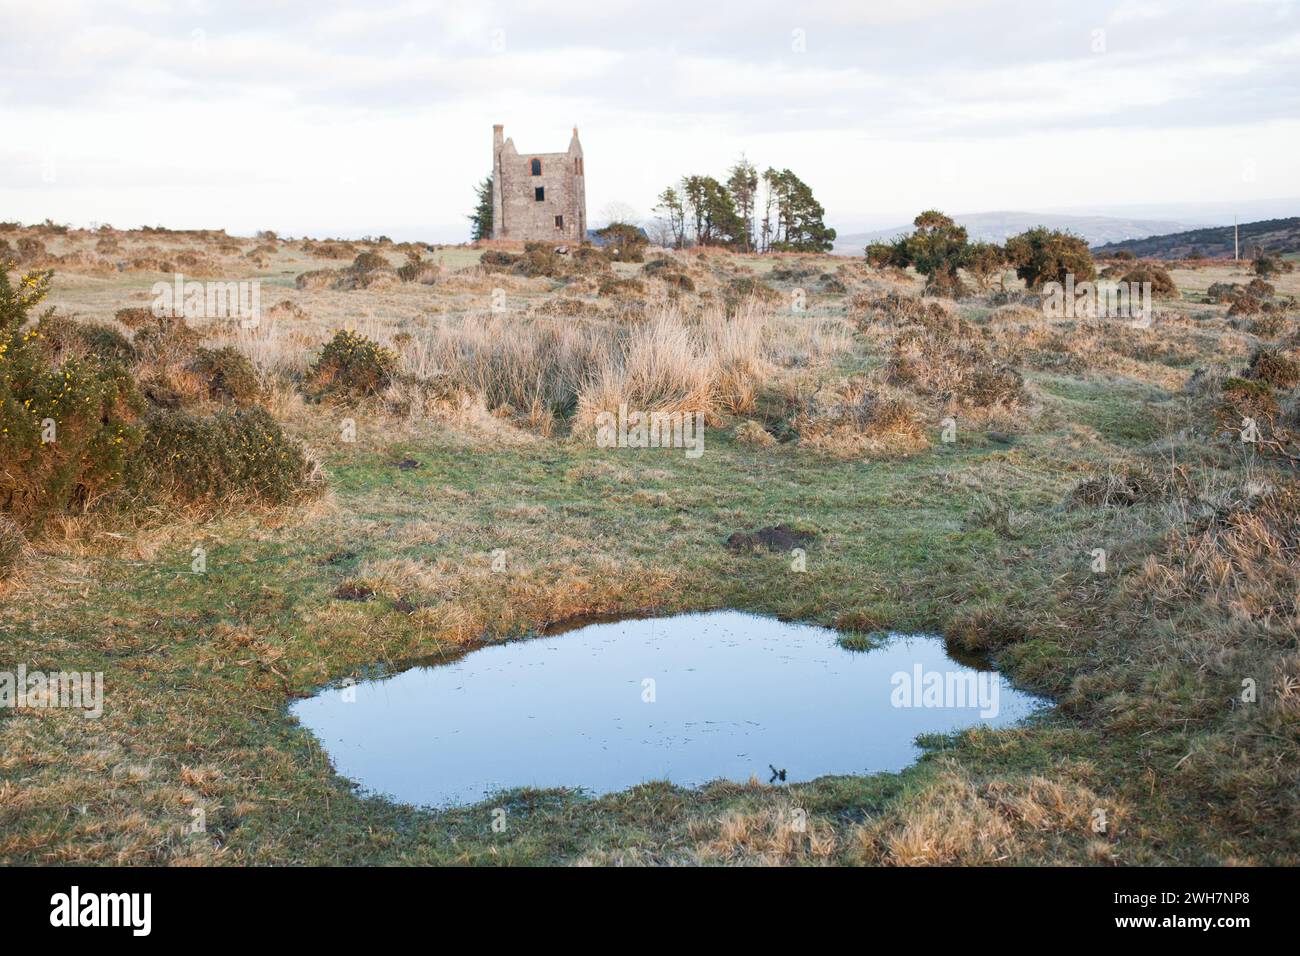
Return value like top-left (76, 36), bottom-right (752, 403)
top-left (291, 611), bottom-right (1047, 808)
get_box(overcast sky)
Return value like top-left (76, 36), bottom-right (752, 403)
top-left (2, 0), bottom-right (1298, 241)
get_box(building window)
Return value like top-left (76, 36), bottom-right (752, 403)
top-left (534, 186), bottom-right (545, 201)
top-left (555, 215), bottom-right (564, 229)
top-left (531, 158), bottom-right (542, 176)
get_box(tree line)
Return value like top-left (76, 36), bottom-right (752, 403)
top-left (652, 159), bottom-right (835, 253)
top-left (867, 210), bottom-right (1096, 297)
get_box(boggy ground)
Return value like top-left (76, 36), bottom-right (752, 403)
top-left (1, 223), bottom-right (1297, 865)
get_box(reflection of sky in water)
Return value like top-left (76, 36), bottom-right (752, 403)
top-left (291, 611), bottom-right (1049, 808)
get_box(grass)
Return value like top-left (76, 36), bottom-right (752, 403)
top-left (1, 226), bottom-right (1297, 865)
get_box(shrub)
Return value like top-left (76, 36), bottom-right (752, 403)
top-left (114, 307), bottom-right (154, 330)
top-left (866, 210), bottom-right (973, 298)
top-left (924, 269), bottom-right (968, 298)
top-left (1004, 227), bottom-right (1095, 290)
top-left (350, 251), bottom-right (388, 274)
top-left (849, 290), bottom-right (948, 327)
top-left (132, 317), bottom-right (203, 366)
top-left (1244, 348), bottom-right (1300, 389)
top-left (295, 268), bottom-right (340, 290)
top-left (570, 245), bottom-right (613, 274)
top-left (305, 330), bottom-right (396, 399)
top-left (1246, 278), bottom-right (1275, 299)
top-left (397, 251), bottom-right (440, 284)
top-left (1119, 264), bottom-right (1178, 298)
top-left (725, 276), bottom-right (781, 307)
top-left (190, 346), bottom-right (262, 404)
top-left (642, 257), bottom-right (695, 291)
top-left (129, 407), bottom-right (319, 507)
top-left (34, 314), bottom-right (135, 365)
top-left (1247, 313), bottom-right (1290, 339)
top-left (478, 249), bottom-right (519, 273)
top-left (1228, 294), bottom-right (1264, 317)
top-left (79, 323), bottom-right (136, 363)
top-left (16, 237), bottom-right (47, 262)
top-left (1205, 282), bottom-right (1240, 304)
top-left (333, 252), bottom-right (400, 289)
top-left (594, 223), bottom-right (649, 262)
top-left (597, 276), bottom-right (646, 298)
top-left (1253, 255), bottom-right (1294, 278)
top-left (1219, 376), bottom-right (1278, 421)
top-left (965, 242), bottom-right (1007, 291)
top-left (516, 242), bottom-right (567, 278)
top-left (1, 271), bottom-right (144, 529)
top-left (477, 244), bottom-right (574, 279)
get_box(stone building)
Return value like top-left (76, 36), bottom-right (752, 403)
top-left (491, 124), bottom-right (586, 242)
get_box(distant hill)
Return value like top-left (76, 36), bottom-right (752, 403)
top-left (1091, 217), bottom-right (1300, 259)
top-left (831, 211), bottom-right (1201, 256)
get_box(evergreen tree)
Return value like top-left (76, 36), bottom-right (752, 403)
top-left (468, 174), bottom-right (493, 241)
top-left (726, 157), bottom-right (758, 252)
top-left (764, 168), bottom-right (836, 252)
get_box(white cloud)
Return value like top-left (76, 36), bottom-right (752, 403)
top-left (1, 0), bottom-right (1297, 238)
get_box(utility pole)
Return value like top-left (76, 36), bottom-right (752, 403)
top-left (1234, 215), bottom-right (1239, 263)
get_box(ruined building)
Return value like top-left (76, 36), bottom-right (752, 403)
top-left (491, 124), bottom-right (586, 242)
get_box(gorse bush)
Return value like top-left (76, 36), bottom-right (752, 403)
top-left (1245, 347), bottom-right (1300, 389)
top-left (190, 346), bottom-right (262, 404)
top-left (477, 243), bottom-right (583, 279)
top-left (866, 210), bottom-right (972, 299)
top-left (306, 330), bottom-right (396, 399)
top-left (0, 270), bottom-right (143, 530)
top-left (1119, 264), bottom-right (1178, 299)
top-left (35, 313), bottom-right (135, 365)
top-left (1004, 227), bottom-right (1095, 290)
top-left (129, 407), bottom-right (320, 507)
top-left (397, 251), bottom-right (440, 284)
top-left (594, 223), bottom-right (648, 262)
top-left (1253, 255), bottom-right (1294, 278)
top-left (132, 317), bottom-right (203, 366)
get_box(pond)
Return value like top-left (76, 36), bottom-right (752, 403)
top-left (291, 610), bottom-right (1048, 808)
